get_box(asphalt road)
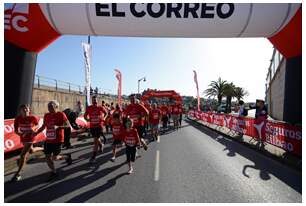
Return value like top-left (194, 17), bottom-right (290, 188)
top-left (4, 119), bottom-right (302, 203)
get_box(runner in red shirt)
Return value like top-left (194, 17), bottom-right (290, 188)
top-left (149, 103), bottom-right (161, 141)
top-left (123, 117), bottom-right (147, 174)
top-left (11, 104), bottom-right (43, 182)
top-left (35, 100), bottom-right (72, 181)
top-left (160, 103), bottom-right (169, 132)
top-left (124, 95), bottom-right (149, 140)
top-left (172, 103), bottom-right (180, 130)
top-left (167, 103), bottom-right (172, 126)
top-left (112, 104), bottom-right (123, 119)
top-left (110, 113), bottom-right (124, 162)
top-left (84, 96), bottom-right (108, 163)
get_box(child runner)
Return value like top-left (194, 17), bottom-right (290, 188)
top-left (10, 104), bottom-right (43, 182)
top-left (110, 113), bottom-right (124, 162)
top-left (149, 103), bottom-right (161, 141)
top-left (123, 117), bottom-right (147, 174)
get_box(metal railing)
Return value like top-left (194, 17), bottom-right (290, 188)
top-left (34, 75), bottom-right (121, 98)
top-left (34, 75), bottom-right (84, 94)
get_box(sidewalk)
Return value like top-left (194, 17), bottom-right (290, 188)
top-left (186, 116), bottom-right (302, 171)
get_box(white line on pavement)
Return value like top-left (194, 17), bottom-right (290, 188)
top-left (154, 150), bottom-right (160, 181)
top-left (157, 136), bottom-right (160, 143)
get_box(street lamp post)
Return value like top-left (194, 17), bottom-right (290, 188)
top-left (138, 77), bottom-right (146, 94)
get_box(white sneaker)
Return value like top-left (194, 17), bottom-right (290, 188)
top-left (128, 167), bottom-right (133, 174)
top-left (111, 156), bottom-right (116, 162)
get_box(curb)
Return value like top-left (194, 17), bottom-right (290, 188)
top-left (186, 117), bottom-right (302, 172)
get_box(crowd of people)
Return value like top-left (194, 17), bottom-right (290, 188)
top-left (10, 95), bottom-right (184, 182)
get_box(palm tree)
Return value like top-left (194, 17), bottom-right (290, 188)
top-left (223, 82), bottom-right (236, 113)
top-left (204, 77), bottom-right (227, 106)
top-left (234, 87), bottom-right (249, 101)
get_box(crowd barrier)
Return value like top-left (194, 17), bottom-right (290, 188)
top-left (188, 111), bottom-right (302, 156)
top-left (4, 117), bottom-right (88, 153)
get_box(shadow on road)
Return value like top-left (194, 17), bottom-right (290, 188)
top-left (5, 144), bottom-right (126, 202)
top-left (185, 119), bottom-right (302, 194)
top-left (67, 171), bottom-right (128, 202)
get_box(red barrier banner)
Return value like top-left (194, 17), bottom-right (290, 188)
top-left (4, 116), bottom-right (88, 153)
top-left (265, 121), bottom-right (302, 156)
top-left (4, 118), bottom-right (46, 153)
top-left (188, 111), bottom-right (302, 156)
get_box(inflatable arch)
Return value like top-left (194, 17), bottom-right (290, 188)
top-left (4, 3), bottom-right (302, 118)
top-left (141, 90), bottom-right (182, 104)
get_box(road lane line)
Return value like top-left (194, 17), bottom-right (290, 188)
top-left (157, 136), bottom-right (160, 143)
top-left (154, 150), bottom-right (160, 181)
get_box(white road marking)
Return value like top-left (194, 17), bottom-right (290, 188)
top-left (154, 150), bottom-right (160, 181)
top-left (157, 136), bottom-right (160, 143)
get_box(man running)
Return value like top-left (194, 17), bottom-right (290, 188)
top-left (171, 103), bottom-right (180, 130)
top-left (11, 104), bottom-right (43, 182)
top-left (35, 100), bottom-right (72, 181)
top-left (160, 103), bottom-right (169, 132)
top-left (124, 95), bottom-right (149, 140)
top-left (84, 96), bottom-right (108, 163)
top-left (149, 103), bottom-right (161, 141)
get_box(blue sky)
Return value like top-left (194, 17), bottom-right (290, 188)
top-left (36, 36), bottom-right (273, 102)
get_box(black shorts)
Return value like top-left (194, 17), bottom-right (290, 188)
top-left (44, 142), bottom-right (62, 156)
top-left (162, 116), bottom-right (168, 122)
top-left (112, 139), bottom-right (122, 146)
top-left (126, 145), bottom-right (136, 162)
top-left (90, 127), bottom-right (102, 138)
top-left (136, 126), bottom-right (145, 138)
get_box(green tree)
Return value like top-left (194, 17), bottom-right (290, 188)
top-left (234, 87), bottom-right (249, 101)
top-left (204, 77), bottom-right (227, 106)
top-left (223, 82), bottom-right (236, 113)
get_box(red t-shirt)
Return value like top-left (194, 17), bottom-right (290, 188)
top-left (14, 115), bottom-right (39, 143)
top-left (149, 109), bottom-right (161, 125)
top-left (172, 105), bottom-right (180, 115)
top-left (124, 128), bottom-right (140, 147)
top-left (85, 105), bottom-right (105, 128)
top-left (44, 112), bottom-right (68, 143)
top-left (124, 103), bottom-right (149, 127)
top-left (178, 107), bottom-right (183, 114)
top-left (111, 121), bottom-right (124, 140)
top-left (160, 106), bottom-right (168, 116)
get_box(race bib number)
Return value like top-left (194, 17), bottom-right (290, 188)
top-left (46, 128), bottom-right (56, 139)
top-left (153, 114), bottom-right (159, 119)
top-left (126, 138), bottom-right (136, 146)
top-left (90, 116), bottom-right (100, 124)
top-left (113, 128), bottom-right (120, 135)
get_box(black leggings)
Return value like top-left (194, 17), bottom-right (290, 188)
top-left (126, 146), bottom-right (136, 162)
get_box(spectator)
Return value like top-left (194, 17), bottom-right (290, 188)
top-left (74, 100), bottom-right (84, 116)
top-left (238, 100), bottom-right (248, 117)
top-left (62, 108), bottom-right (82, 149)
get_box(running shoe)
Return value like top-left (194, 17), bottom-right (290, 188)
top-left (89, 157), bottom-right (96, 164)
top-left (66, 154), bottom-right (72, 165)
top-left (10, 174), bottom-right (22, 182)
top-left (127, 167), bottom-right (133, 174)
top-left (110, 156), bottom-right (116, 162)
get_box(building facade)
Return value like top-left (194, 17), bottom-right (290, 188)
top-left (265, 48), bottom-right (301, 125)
